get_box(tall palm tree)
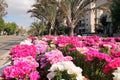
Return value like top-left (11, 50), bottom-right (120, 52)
top-left (55, 0), bottom-right (95, 35)
top-left (29, 0), bottom-right (95, 35)
top-left (28, 0), bottom-right (58, 35)
top-left (0, 0), bottom-right (7, 17)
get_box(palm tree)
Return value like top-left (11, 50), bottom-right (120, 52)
top-left (28, 0), bottom-right (58, 35)
top-left (30, 21), bottom-right (46, 36)
top-left (55, 0), bottom-right (95, 35)
top-left (0, 0), bottom-right (7, 17)
top-left (29, 0), bottom-right (95, 35)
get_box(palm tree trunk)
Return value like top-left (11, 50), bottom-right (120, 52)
top-left (54, 30), bottom-right (57, 35)
top-left (69, 25), bottom-right (75, 36)
top-left (47, 22), bottom-right (52, 35)
top-left (48, 27), bottom-right (52, 35)
top-left (66, 16), bottom-right (75, 36)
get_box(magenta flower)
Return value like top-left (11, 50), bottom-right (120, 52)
top-left (111, 51), bottom-right (120, 57)
top-left (28, 36), bottom-right (38, 41)
top-left (2, 56), bottom-right (39, 79)
top-left (3, 66), bottom-right (19, 79)
top-left (85, 48), bottom-right (112, 62)
top-left (30, 71), bottom-right (40, 80)
top-left (102, 37), bottom-right (115, 42)
top-left (10, 44), bottom-right (37, 59)
top-left (56, 36), bottom-right (70, 47)
top-left (45, 50), bottom-right (73, 64)
top-left (103, 58), bottom-right (120, 73)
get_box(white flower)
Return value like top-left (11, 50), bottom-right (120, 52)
top-left (76, 74), bottom-right (85, 80)
top-left (49, 62), bottom-right (65, 72)
top-left (47, 61), bottom-right (84, 80)
top-left (103, 44), bottom-right (112, 49)
top-left (113, 67), bottom-right (120, 80)
top-left (20, 39), bottom-right (32, 45)
top-left (68, 67), bottom-right (83, 75)
top-left (47, 72), bottom-right (56, 80)
top-left (76, 47), bottom-right (88, 54)
top-left (77, 35), bottom-right (81, 37)
top-left (50, 44), bottom-right (56, 49)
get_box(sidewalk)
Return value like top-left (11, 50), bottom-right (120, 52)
top-left (0, 51), bottom-right (11, 74)
top-left (0, 51), bottom-right (10, 67)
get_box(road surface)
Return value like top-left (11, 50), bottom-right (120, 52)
top-left (0, 35), bottom-right (27, 68)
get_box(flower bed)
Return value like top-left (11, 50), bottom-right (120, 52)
top-left (1, 35), bottom-right (120, 80)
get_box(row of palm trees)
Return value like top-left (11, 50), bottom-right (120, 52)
top-left (29, 0), bottom-right (95, 36)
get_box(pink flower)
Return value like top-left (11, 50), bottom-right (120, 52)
top-left (69, 36), bottom-right (83, 47)
top-left (102, 37), bottom-right (115, 42)
top-left (115, 37), bottom-right (120, 42)
top-left (45, 50), bottom-right (73, 64)
top-left (34, 40), bottom-right (48, 54)
top-left (111, 50), bottom-right (120, 57)
top-left (30, 71), bottom-right (40, 80)
top-left (84, 48), bottom-right (112, 62)
top-left (104, 58), bottom-right (120, 73)
top-left (10, 44), bottom-right (37, 59)
top-left (13, 56), bottom-right (39, 69)
top-left (56, 36), bottom-right (70, 47)
top-left (3, 66), bottom-right (19, 79)
top-left (2, 56), bottom-right (39, 79)
top-left (28, 36), bottom-right (37, 41)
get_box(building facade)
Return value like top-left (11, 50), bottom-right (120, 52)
top-left (76, 0), bottom-right (112, 34)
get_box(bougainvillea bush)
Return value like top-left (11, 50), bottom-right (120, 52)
top-left (1, 35), bottom-right (120, 80)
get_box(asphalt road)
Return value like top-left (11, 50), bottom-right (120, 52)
top-left (0, 35), bottom-right (26, 56)
top-left (0, 35), bottom-right (27, 68)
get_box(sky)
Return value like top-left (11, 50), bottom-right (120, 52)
top-left (3, 0), bottom-right (35, 30)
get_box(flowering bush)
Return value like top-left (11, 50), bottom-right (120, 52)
top-left (45, 50), bottom-right (73, 64)
top-left (112, 67), bottom-right (120, 80)
top-left (47, 61), bottom-right (84, 80)
top-left (2, 56), bottom-right (40, 80)
top-left (10, 44), bottom-right (37, 59)
top-left (1, 35), bottom-right (120, 80)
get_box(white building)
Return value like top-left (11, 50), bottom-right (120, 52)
top-left (77, 0), bottom-right (112, 34)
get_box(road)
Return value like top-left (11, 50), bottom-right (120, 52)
top-left (0, 35), bottom-right (27, 67)
top-left (0, 35), bottom-right (26, 55)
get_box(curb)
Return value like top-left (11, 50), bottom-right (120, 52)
top-left (0, 61), bottom-right (11, 75)
top-left (0, 51), bottom-right (10, 67)
top-left (0, 51), bottom-right (11, 75)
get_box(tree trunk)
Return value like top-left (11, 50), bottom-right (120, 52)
top-left (53, 26), bottom-right (57, 36)
top-left (68, 22), bottom-right (75, 36)
top-left (48, 27), bottom-right (52, 35)
top-left (66, 17), bottom-right (75, 36)
top-left (54, 30), bottom-right (57, 36)
top-left (69, 27), bottom-right (74, 36)
top-left (47, 22), bottom-right (52, 36)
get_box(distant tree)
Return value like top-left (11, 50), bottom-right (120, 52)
top-left (17, 27), bottom-right (26, 35)
top-left (27, 27), bottom-right (36, 36)
top-left (4, 22), bottom-right (17, 35)
top-left (111, 0), bottom-right (120, 32)
top-left (0, 18), bottom-right (4, 35)
top-left (28, 21), bottom-right (46, 36)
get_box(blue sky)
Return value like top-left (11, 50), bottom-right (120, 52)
top-left (3, 0), bottom-right (35, 30)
